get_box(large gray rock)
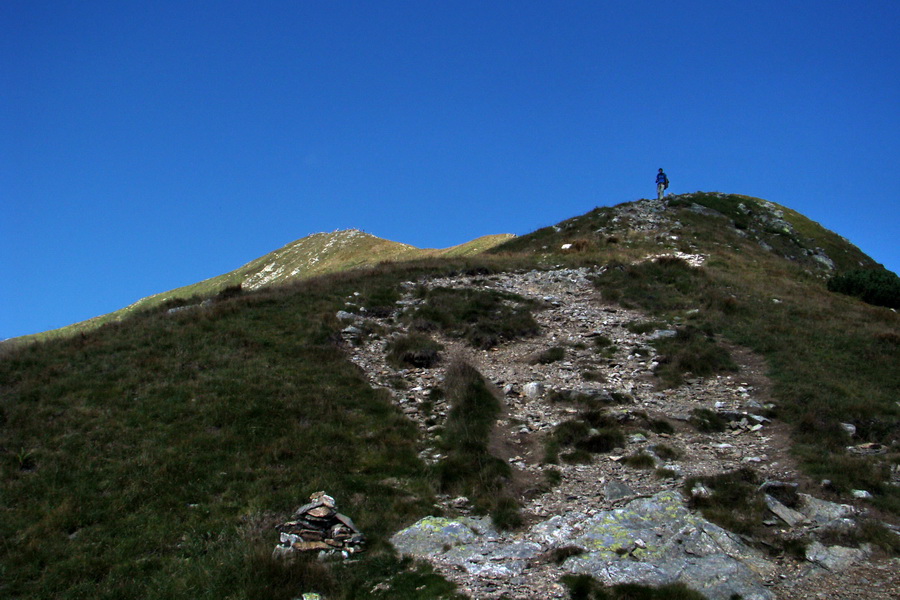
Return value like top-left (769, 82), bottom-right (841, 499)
top-left (443, 540), bottom-right (543, 577)
top-left (805, 541), bottom-right (870, 571)
top-left (390, 516), bottom-right (497, 556)
top-left (796, 493), bottom-right (855, 525)
top-left (523, 382), bottom-right (545, 398)
top-left (603, 480), bottom-right (637, 502)
top-left (391, 516), bottom-right (537, 577)
top-left (559, 491), bottom-right (775, 600)
top-left (391, 492), bottom-right (777, 600)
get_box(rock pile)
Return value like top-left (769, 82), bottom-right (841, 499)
top-left (273, 492), bottom-right (365, 559)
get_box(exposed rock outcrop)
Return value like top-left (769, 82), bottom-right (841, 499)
top-left (393, 491), bottom-right (776, 600)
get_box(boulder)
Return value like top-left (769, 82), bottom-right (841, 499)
top-left (390, 516), bottom-right (497, 556)
top-left (805, 541), bottom-right (870, 571)
top-left (764, 494), bottom-right (807, 527)
top-left (336, 310), bottom-right (360, 322)
top-left (796, 493), bottom-right (855, 525)
top-left (560, 491), bottom-right (775, 600)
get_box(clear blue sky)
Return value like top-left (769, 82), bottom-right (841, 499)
top-left (2, 1), bottom-right (899, 340)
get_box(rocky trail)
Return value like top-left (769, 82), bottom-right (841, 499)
top-left (339, 265), bottom-right (899, 600)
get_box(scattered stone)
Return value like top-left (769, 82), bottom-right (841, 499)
top-left (648, 329), bottom-right (678, 340)
top-left (851, 489), bottom-right (873, 500)
top-left (764, 494), bottom-right (807, 527)
top-left (848, 442), bottom-right (887, 455)
top-left (690, 482), bottom-right (713, 500)
top-left (339, 264), bottom-right (895, 599)
top-left (839, 422), bottom-right (857, 437)
top-left (603, 480), bottom-right (637, 502)
top-left (523, 382), bottom-right (545, 398)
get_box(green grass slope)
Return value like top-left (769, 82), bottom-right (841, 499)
top-left (1, 259), bottom-right (495, 600)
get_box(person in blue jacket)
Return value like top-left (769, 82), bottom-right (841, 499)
top-left (656, 168), bottom-right (669, 199)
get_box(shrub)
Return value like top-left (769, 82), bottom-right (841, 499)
top-left (561, 449), bottom-right (594, 464)
top-left (491, 496), bottom-right (524, 530)
top-left (543, 467), bottom-right (562, 486)
top-left (648, 418), bottom-right (675, 435)
top-left (625, 320), bottom-right (668, 334)
top-left (216, 284), bottom-right (243, 300)
top-left (582, 369), bottom-right (605, 382)
top-left (651, 444), bottom-right (682, 461)
top-left (827, 268), bottom-right (900, 309)
top-left (655, 468), bottom-right (679, 479)
top-left (549, 412), bottom-right (625, 463)
top-left (576, 430), bottom-right (626, 453)
top-left (549, 545), bottom-right (585, 565)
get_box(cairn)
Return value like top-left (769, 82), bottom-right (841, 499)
top-left (273, 491), bottom-right (366, 559)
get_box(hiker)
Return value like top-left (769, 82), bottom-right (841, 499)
top-left (656, 168), bottom-right (669, 199)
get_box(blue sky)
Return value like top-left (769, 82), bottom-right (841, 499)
top-left (2, 1), bottom-right (899, 340)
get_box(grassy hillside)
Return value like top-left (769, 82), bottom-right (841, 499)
top-left (8, 231), bottom-right (514, 345)
top-left (1, 258), bottom-right (505, 599)
top-left (2, 193), bottom-right (897, 599)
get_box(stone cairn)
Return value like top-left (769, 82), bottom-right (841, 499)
top-left (273, 491), bottom-right (366, 559)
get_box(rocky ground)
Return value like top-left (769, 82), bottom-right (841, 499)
top-left (338, 262), bottom-right (899, 599)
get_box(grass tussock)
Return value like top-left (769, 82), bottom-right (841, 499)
top-left (690, 408), bottom-right (728, 433)
top-left (650, 326), bottom-right (737, 387)
top-left (435, 359), bottom-right (521, 528)
top-left (561, 574), bottom-right (707, 600)
top-left (685, 468), bottom-right (768, 538)
top-left (530, 345), bottom-right (566, 365)
top-left (545, 411), bottom-right (625, 464)
top-left (622, 452), bottom-right (657, 469)
top-left (385, 333), bottom-right (444, 368)
top-left (406, 287), bottom-right (541, 349)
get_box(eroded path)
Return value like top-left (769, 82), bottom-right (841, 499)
top-left (340, 267), bottom-right (895, 600)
